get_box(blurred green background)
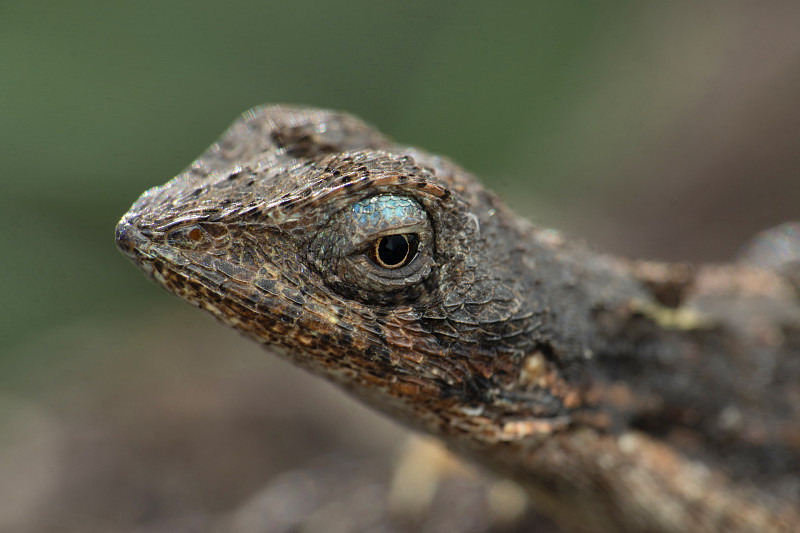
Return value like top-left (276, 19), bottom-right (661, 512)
top-left (2, 2), bottom-right (800, 530)
top-left (4, 0), bottom-right (800, 380)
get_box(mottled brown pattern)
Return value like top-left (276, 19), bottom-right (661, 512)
top-left (117, 105), bottom-right (800, 533)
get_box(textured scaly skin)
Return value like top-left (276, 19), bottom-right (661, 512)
top-left (116, 105), bottom-right (800, 533)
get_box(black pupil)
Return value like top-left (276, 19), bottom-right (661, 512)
top-left (377, 234), bottom-right (410, 266)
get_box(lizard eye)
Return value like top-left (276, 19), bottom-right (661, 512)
top-left (368, 233), bottom-right (419, 269)
top-left (309, 194), bottom-right (435, 301)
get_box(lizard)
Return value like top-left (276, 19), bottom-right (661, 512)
top-left (116, 104), bottom-right (800, 533)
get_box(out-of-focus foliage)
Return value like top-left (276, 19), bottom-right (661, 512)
top-left (3, 2), bottom-right (800, 384)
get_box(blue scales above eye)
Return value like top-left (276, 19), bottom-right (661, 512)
top-left (349, 195), bottom-right (427, 232)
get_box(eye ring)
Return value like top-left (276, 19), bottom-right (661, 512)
top-left (368, 233), bottom-right (419, 269)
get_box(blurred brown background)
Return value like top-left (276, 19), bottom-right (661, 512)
top-left (2, 2), bottom-right (799, 532)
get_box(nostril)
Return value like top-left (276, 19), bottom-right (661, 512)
top-left (166, 224), bottom-right (208, 248)
top-left (188, 227), bottom-right (203, 241)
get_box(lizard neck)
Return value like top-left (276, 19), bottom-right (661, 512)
top-left (378, 209), bottom-right (800, 532)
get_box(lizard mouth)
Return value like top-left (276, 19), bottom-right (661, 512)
top-left (115, 215), bottom-right (186, 285)
top-left (116, 211), bottom-right (258, 316)
top-left (115, 215), bottom-right (150, 262)
top-left (115, 215), bottom-right (171, 289)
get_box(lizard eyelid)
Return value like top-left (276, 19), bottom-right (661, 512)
top-left (347, 194), bottom-right (431, 278)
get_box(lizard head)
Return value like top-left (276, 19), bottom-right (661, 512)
top-left (116, 105), bottom-right (579, 441)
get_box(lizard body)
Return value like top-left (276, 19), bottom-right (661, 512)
top-left (116, 105), bottom-right (800, 533)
